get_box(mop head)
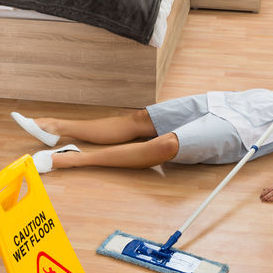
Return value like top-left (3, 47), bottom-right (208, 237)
top-left (97, 231), bottom-right (229, 273)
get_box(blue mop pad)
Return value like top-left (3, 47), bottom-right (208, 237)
top-left (97, 230), bottom-right (229, 273)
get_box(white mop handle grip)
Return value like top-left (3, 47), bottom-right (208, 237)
top-left (179, 122), bottom-right (273, 234)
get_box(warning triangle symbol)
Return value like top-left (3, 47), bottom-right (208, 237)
top-left (37, 252), bottom-right (72, 273)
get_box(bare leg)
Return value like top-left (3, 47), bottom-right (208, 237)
top-left (260, 188), bottom-right (273, 202)
top-left (52, 133), bottom-right (179, 169)
top-left (35, 110), bottom-right (156, 144)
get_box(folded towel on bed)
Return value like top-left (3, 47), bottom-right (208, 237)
top-left (0, 0), bottom-right (161, 45)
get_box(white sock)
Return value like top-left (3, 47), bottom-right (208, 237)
top-left (32, 144), bottom-right (81, 173)
top-left (11, 112), bottom-right (60, 147)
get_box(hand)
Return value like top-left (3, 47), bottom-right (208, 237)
top-left (260, 188), bottom-right (273, 202)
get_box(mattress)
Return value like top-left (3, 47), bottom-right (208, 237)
top-left (0, 0), bottom-right (174, 47)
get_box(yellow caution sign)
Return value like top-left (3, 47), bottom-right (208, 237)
top-left (0, 155), bottom-right (85, 273)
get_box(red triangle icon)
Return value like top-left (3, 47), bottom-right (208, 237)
top-left (37, 252), bottom-right (72, 273)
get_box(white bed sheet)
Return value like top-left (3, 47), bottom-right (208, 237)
top-left (0, 0), bottom-right (174, 47)
top-left (0, 5), bottom-right (68, 21)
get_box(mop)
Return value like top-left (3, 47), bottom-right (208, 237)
top-left (97, 122), bottom-right (273, 273)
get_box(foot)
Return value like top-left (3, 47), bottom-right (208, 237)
top-left (35, 118), bottom-right (59, 136)
top-left (260, 187), bottom-right (273, 203)
top-left (52, 150), bottom-right (83, 169)
top-left (32, 144), bottom-right (81, 173)
top-left (11, 112), bottom-right (60, 147)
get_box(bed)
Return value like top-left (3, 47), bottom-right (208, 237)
top-left (0, 0), bottom-right (190, 108)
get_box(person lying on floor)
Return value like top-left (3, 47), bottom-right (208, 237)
top-left (11, 89), bottom-right (273, 202)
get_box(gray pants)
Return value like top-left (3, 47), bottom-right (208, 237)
top-left (146, 95), bottom-right (273, 164)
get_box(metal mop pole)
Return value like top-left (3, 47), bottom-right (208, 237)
top-left (161, 123), bottom-right (273, 251)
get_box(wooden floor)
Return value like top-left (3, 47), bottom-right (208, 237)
top-left (1, 0), bottom-right (273, 272)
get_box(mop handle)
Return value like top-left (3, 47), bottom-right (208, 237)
top-left (178, 122), bottom-right (273, 234)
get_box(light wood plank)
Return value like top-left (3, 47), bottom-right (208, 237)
top-left (159, 0), bottom-right (272, 102)
top-left (0, 19), bottom-right (156, 108)
top-left (191, 0), bottom-right (261, 12)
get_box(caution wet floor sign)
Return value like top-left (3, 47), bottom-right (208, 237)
top-left (0, 155), bottom-right (85, 273)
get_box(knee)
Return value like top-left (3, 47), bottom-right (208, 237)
top-left (132, 109), bottom-right (151, 124)
top-left (131, 109), bottom-right (157, 137)
top-left (156, 133), bottom-right (179, 161)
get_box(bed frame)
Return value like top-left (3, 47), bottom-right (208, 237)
top-left (0, 0), bottom-right (190, 108)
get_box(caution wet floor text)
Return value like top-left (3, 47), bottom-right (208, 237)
top-left (0, 155), bottom-right (85, 273)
